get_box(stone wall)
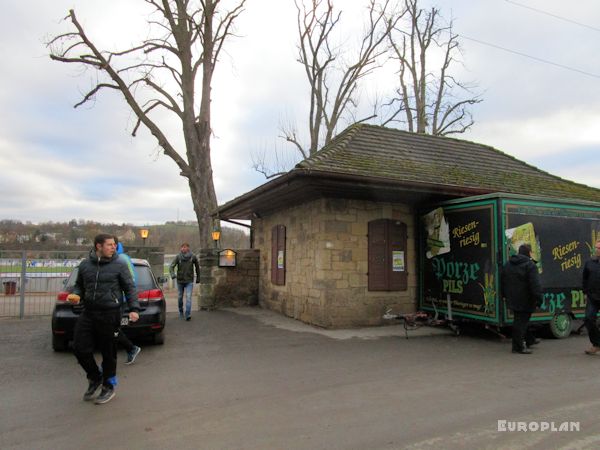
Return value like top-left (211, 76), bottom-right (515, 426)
top-left (198, 249), bottom-right (260, 309)
top-left (253, 198), bottom-right (417, 328)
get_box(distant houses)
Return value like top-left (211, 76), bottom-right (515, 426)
top-left (0, 228), bottom-right (138, 247)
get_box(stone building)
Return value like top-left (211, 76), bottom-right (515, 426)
top-left (217, 124), bottom-right (600, 328)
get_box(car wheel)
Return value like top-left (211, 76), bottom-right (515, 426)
top-left (154, 330), bottom-right (165, 345)
top-left (549, 312), bottom-right (572, 339)
top-left (52, 334), bottom-right (67, 352)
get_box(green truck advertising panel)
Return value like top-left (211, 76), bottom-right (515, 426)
top-left (419, 194), bottom-right (600, 337)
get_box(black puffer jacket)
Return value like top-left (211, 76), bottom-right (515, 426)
top-left (501, 254), bottom-right (543, 312)
top-left (583, 257), bottom-right (600, 302)
top-left (73, 250), bottom-right (140, 312)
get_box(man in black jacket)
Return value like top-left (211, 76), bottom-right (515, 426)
top-left (169, 243), bottom-right (200, 321)
top-left (501, 244), bottom-right (543, 354)
top-left (69, 234), bottom-right (140, 404)
top-left (583, 238), bottom-right (600, 355)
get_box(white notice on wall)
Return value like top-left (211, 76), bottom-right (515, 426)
top-left (392, 251), bottom-right (405, 272)
top-left (277, 250), bottom-right (284, 269)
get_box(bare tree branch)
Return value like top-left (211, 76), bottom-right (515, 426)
top-left (144, 77), bottom-right (183, 116)
top-left (384, 0), bottom-right (481, 136)
top-left (279, 129), bottom-right (309, 161)
top-left (297, 0), bottom-right (399, 155)
top-left (251, 141), bottom-right (298, 179)
top-left (73, 83), bottom-right (121, 108)
top-left (251, 159), bottom-right (288, 180)
top-left (211, 2), bottom-right (246, 70)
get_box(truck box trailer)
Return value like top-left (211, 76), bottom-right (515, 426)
top-left (419, 193), bottom-right (600, 338)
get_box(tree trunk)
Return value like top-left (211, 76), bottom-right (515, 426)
top-left (188, 168), bottom-right (217, 248)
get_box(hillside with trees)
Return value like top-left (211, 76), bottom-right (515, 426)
top-left (0, 219), bottom-right (249, 253)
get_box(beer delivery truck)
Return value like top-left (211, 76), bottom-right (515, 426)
top-left (419, 193), bottom-right (600, 338)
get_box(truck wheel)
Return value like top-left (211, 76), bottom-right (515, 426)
top-left (549, 313), bottom-right (572, 339)
top-left (52, 334), bottom-right (67, 352)
top-left (154, 330), bottom-right (165, 345)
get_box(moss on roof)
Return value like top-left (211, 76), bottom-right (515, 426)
top-left (295, 124), bottom-right (600, 203)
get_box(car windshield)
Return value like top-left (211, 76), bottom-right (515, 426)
top-left (65, 265), bottom-right (157, 293)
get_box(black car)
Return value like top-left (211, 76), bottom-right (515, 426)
top-left (52, 258), bottom-right (166, 351)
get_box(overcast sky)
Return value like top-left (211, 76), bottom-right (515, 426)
top-left (1, 0), bottom-right (599, 225)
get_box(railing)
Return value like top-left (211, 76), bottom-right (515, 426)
top-left (0, 250), bottom-right (87, 318)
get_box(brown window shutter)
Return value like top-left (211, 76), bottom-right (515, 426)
top-left (368, 219), bottom-right (388, 291)
top-left (368, 219), bottom-right (408, 291)
top-left (271, 226), bottom-right (278, 284)
top-left (277, 225), bottom-right (286, 285)
top-left (271, 225), bottom-right (286, 286)
top-left (388, 221), bottom-right (408, 291)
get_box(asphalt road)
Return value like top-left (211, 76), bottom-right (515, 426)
top-left (1, 309), bottom-right (599, 450)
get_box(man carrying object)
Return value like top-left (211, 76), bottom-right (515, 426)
top-left (69, 233), bottom-right (140, 404)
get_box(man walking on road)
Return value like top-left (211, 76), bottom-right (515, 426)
top-left (69, 234), bottom-right (140, 404)
top-left (501, 243), bottom-right (543, 354)
top-left (583, 238), bottom-right (600, 355)
top-left (169, 243), bottom-right (200, 321)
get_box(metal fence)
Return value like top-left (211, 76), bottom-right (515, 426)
top-left (0, 250), bottom-right (88, 318)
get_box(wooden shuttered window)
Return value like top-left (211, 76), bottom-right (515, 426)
top-left (271, 225), bottom-right (286, 285)
top-left (368, 220), bottom-right (388, 291)
top-left (368, 219), bottom-right (408, 291)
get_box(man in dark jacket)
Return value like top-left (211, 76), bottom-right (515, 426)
top-left (583, 238), bottom-right (600, 355)
top-left (69, 234), bottom-right (140, 404)
top-left (169, 243), bottom-right (200, 321)
top-left (501, 244), bottom-right (543, 354)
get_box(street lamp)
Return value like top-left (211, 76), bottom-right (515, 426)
top-left (140, 228), bottom-right (149, 246)
top-left (211, 228), bottom-right (221, 249)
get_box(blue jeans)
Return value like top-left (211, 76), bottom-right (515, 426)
top-left (177, 282), bottom-right (194, 318)
top-left (584, 297), bottom-right (600, 347)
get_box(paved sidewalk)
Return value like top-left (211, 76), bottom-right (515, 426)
top-left (163, 287), bottom-right (452, 340)
top-left (225, 306), bottom-right (454, 340)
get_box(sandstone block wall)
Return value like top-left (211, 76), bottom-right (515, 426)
top-left (254, 198), bottom-right (417, 328)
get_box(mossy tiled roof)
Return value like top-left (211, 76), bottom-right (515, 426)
top-left (295, 124), bottom-right (600, 202)
top-left (217, 124), bottom-right (599, 219)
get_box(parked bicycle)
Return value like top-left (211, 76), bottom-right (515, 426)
top-left (383, 305), bottom-right (460, 339)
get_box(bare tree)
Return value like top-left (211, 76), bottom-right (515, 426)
top-left (251, 144), bottom-right (299, 180)
top-left (48, 0), bottom-right (245, 247)
top-left (257, 0), bottom-right (399, 174)
top-left (252, 0), bottom-right (400, 178)
top-left (382, 0), bottom-right (481, 135)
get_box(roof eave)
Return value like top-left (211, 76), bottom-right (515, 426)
top-left (216, 168), bottom-right (491, 220)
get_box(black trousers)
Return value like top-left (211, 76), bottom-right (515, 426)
top-left (117, 329), bottom-right (134, 353)
top-left (584, 297), bottom-right (600, 347)
top-left (512, 311), bottom-right (535, 350)
top-left (73, 310), bottom-right (121, 387)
